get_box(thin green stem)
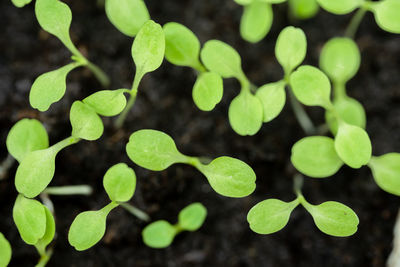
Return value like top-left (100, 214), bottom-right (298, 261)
top-left (120, 203), bottom-right (151, 222)
top-left (51, 136), bottom-right (80, 154)
top-left (191, 60), bottom-right (207, 73)
top-left (293, 174), bottom-right (304, 196)
top-left (345, 8), bottom-right (367, 39)
top-left (101, 201), bottom-right (119, 216)
top-left (86, 61), bottom-right (111, 88)
top-left (333, 82), bottom-right (347, 101)
top-left (35, 247), bottom-right (53, 267)
top-left (43, 185), bottom-right (93, 196)
top-left (287, 86), bottom-right (316, 135)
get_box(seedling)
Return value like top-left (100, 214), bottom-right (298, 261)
top-left (14, 0), bottom-right (111, 112)
top-left (68, 163), bottom-right (137, 251)
top-left (0, 233), bottom-right (12, 267)
top-left (126, 129), bottom-right (256, 198)
top-left (142, 203), bottom-right (207, 248)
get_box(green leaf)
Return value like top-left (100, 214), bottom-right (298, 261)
top-left (13, 195), bottom-right (46, 245)
top-left (228, 90), bottom-right (263, 136)
top-left (255, 81), bottom-right (286, 123)
top-left (320, 38), bottom-right (360, 84)
top-left (103, 163), bottom-right (136, 202)
top-left (11, 0), bottom-right (32, 7)
top-left (132, 20), bottom-right (165, 76)
top-left (234, 0), bottom-right (253, 5)
top-left (304, 201), bottom-right (359, 237)
top-left (247, 199), bottom-right (298, 234)
top-left (316, 0), bottom-right (362, 15)
top-left (163, 22), bottom-right (202, 68)
top-left (325, 97), bottom-right (366, 135)
top-left (259, 0), bottom-right (287, 3)
top-left (334, 122), bottom-right (372, 168)
top-left (291, 136), bottom-right (343, 178)
top-left (373, 0), bottom-right (400, 34)
top-left (70, 101), bottom-right (104, 141)
top-left (178, 203), bottom-right (207, 231)
top-left (192, 72), bottom-right (224, 111)
top-left (289, 65), bottom-right (332, 108)
top-left (15, 148), bottom-right (57, 198)
top-left (275, 26), bottom-right (307, 74)
top-left (126, 129), bottom-right (185, 171)
top-left (36, 206), bottom-right (56, 249)
top-left (83, 89), bottom-right (128, 117)
top-left (68, 203), bottom-right (117, 251)
top-left (6, 119), bottom-right (49, 163)
top-left (30, 63), bottom-right (81, 112)
top-left (200, 40), bottom-right (245, 80)
top-left (0, 233), bottom-right (12, 267)
top-left (35, 0), bottom-right (77, 53)
top-left (369, 153), bottom-right (400, 196)
top-left (142, 220), bottom-right (176, 249)
top-left (199, 156), bottom-right (256, 198)
top-left (240, 1), bottom-right (273, 43)
top-left (289, 0), bottom-right (319, 19)
top-left (105, 0), bottom-right (150, 37)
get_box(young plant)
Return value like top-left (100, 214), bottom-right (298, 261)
top-left (68, 163), bottom-right (137, 251)
top-left (126, 129), bottom-right (256, 198)
top-left (142, 203), bottom-right (207, 249)
top-left (27, 0), bottom-right (110, 112)
top-left (0, 233), bottom-right (12, 267)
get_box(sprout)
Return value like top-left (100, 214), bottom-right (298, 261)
top-left (142, 203), bottom-right (207, 248)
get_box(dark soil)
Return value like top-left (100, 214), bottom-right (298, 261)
top-left (1, 0), bottom-right (400, 266)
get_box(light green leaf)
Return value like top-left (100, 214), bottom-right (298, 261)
top-left (240, 1), bottom-right (273, 43)
top-left (325, 97), bottom-right (366, 135)
top-left (316, 0), bottom-right (362, 15)
top-left (199, 156), bottom-right (256, 198)
top-left (192, 72), bottom-right (223, 111)
top-left (13, 195), bottom-right (46, 245)
top-left (70, 101), bottom-right (104, 141)
top-left (178, 203), bottom-right (207, 231)
top-left (12, 0), bottom-right (32, 7)
top-left (289, 65), bottom-right (332, 108)
top-left (0, 233), bottom-right (11, 267)
top-left (163, 22), bottom-right (202, 68)
top-left (6, 119), bottom-right (49, 163)
top-left (275, 26), bottom-right (307, 74)
top-left (36, 206), bottom-right (56, 249)
top-left (126, 129), bottom-right (185, 171)
top-left (289, 0), bottom-right (319, 19)
top-left (200, 40), bottom-right (245, 80)
top-left (291, 136), bottom-right (343, 178)
top-left (320, 38), bottom-right (360, 84)
top-left (105, 0), bottom-right (150, 37)
top-left (83, 89), bottom-right (128, 117)
top-left (15, 148), bottom-right (57, 198)
top-left (255, 81), bottom-right (286, 123)
top-left (228, 90), bottom-right (263, 136)
top-left (132, 20), bottom-right (165, 76)
top-left (259, 0), bottom-right (287, 3)
top-left (247, 199), bottom-right (298, 234)
top-left (142, 220), bottom-right (176, 249)
top-left (35, 0), bottom-right (77, 53)
top-left (103, 163), bottom-right (136, 202)
top-left (369, 153), bottom-right (400, 196)
top-left (334, 122), bottom-right (372, 168)
top-left (234, 0), bottom-right (253, 5)
top-left (304, 201), bottom-right (359, 237)
top-left (373, 0), bottom-right (400, 34)
top-left (68, 203), bottom-right (117, 251)
top-left (30, 63), bottom-right (81, 112)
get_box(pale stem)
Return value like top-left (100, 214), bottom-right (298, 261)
top-left (293, 174), bottom-right (304, 196)
top-left (51, 136), bottom-right (81, 154)
top-left (345, 8), bottom-right (367, 39)
top-left (86, 61), bottom-right (111, 88)
top-left (43, 185), bottom-right (93, 196)
top-left (120, 202), bottom-right (151, 222)
top-left (35, 247), bottom-right (53, 267)
top-left (333, 82), bottom-right (347, 101)
top-left (287, 87), bottom-right (316, 135)
top-left (0, 154), bottom-right (15, 180)
top-left (387, 209), bottom-right (400, 267)
top-left (39, 193), bottom-right (55, 214)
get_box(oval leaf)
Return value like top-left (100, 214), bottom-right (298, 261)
top-left (199, 156), bottom-right (256, 198)
top-left (103, 163), bottom-right (136, 202)
top-left (105, 0), bottom-right (150, 37)
top-left (275, 26), bottom-right (307, 74)
top-left (289, 65), bottom-right (332, 108)
top-left (132, 20), bottom-right (165, 76)
top-left (12, 0), bottom-right (32, 7)
top-left (334, 123), bottom-right (372, 168)
top-left (228, 90), bottom-right (263, 136)
top-left (13, 195), bottom-right (47, 245)
top-left (316, 0), bottom-right (362, 15)
top-left (373, 0), bottom-right (400, 34)
top-left (126, 129), bottom-right (185, 171)
top-left (369, 153), bottom-right (400, 196)
top-left (289, 0), bottom-right (319, 19)
top-left (83, 89), bottom-right (127, 117)
top-left (6, 119), bottom-right (49, 163)
top-left (178, 203), bottom-right (207, 231)
top-left (247, 199), bottom-right (299, 234)
top-left (291, 136), bottom-right (343, 178)
top-left (0, 233), bottom-right (12, 267)
top-left (70, 101), bottom-right (104, 141)
top-left (192, 72), bottom-right (223, 111)
top-left (240, 1), bottom-right (273, 43)
top-left (142, 220), bottom-right (176, 249)
top-left (255, 81), bottom-right (286, 123)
